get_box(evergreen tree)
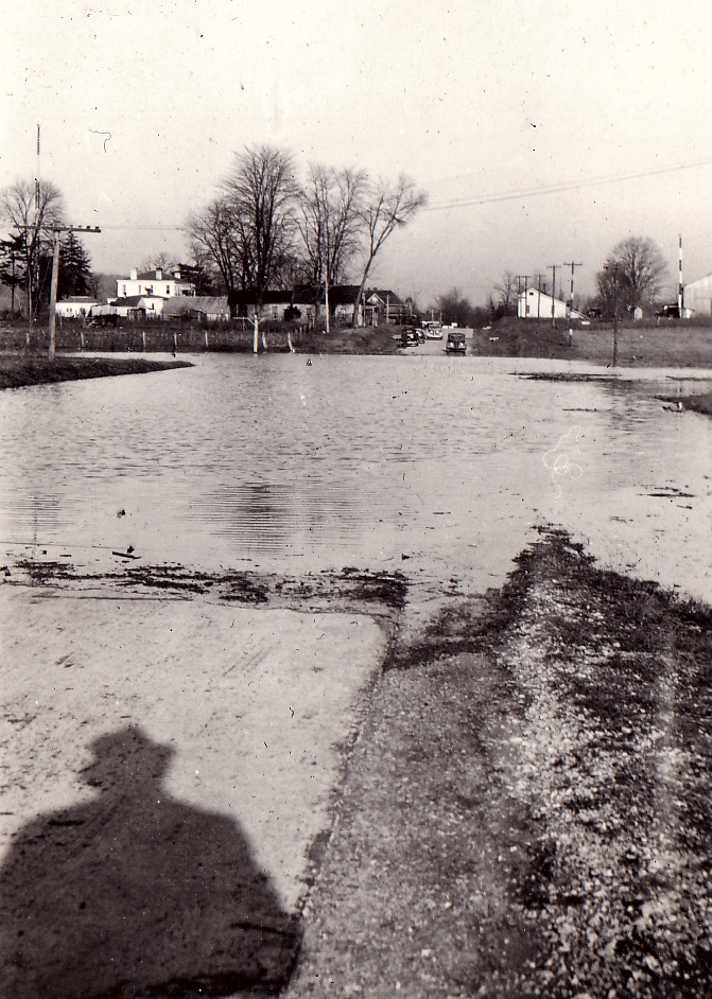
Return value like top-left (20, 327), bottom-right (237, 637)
top-left (58, 231), bottom-right (93, 298)
top-left (0, 233), bottom-right (27, 312)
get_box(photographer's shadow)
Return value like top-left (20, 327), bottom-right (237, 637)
top-left (0, 725), bottom-right (300, 999)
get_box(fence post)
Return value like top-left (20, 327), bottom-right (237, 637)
top-left (142, 330), bottom-right (146, 352)
top-left (172, 331), bottom-right (178, 354)
top-left (80, 330), bottom-right (85, 350)
top-left (204, 329), bottom-right (209, 349)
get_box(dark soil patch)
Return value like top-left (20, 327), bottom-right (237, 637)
top-left (0, 354), bottom-right (192, 390)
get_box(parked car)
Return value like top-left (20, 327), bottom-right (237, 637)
top-left (656, 304), bottom-right (680, 319)
top-left (445, 331), bottom-right (467, 354)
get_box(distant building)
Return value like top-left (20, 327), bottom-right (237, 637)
top-left (162, 296), bottom-right (230, 321)
top-left (116, 268), bottom-right (195, 300)
top-left (107, 295), bottom-right (165, 318)
top-left (229, 289), bottom-right (316, 322)
top-left (328, 286), bottom-right (405, 325)
top-left (56, 296), bottom-right (100, 318)
top-left (518, 289), bottom-right (585, 320)
top-left (683, 273), bottom-right (712, 316)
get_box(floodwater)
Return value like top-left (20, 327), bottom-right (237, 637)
top-left (1, 352), bottom-right (711, 601)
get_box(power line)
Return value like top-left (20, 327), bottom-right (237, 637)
top-left (423, 156), bottom-right (712, 213)
top-left (84, 155), bottom-right (712, 232)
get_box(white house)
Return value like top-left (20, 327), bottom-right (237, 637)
top-left (55, 296), bottom-right (100, 318)
top-left (518, 289), bottom-right (585, 320)
top-left (106, 295), bottom-right (165, 318)
top-left (683, 273), bottom-right (712, 316)
top-left (116, 268), bottom-right (195, 300)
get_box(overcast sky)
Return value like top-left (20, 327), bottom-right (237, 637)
top-left (3, 0), bottom-right (712, 305)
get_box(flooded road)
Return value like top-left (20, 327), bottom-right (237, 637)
top-left (1, 352), bottom-right (711, 601)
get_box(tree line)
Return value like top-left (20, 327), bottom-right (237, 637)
top-left (0, 180), bottom-right (93, 319)
top-left (0, 145), bottom-right (427, 324)
top-left (187, 144), bottom-right (427, 321)
top-left (483, 236), bottom-right (669, 323)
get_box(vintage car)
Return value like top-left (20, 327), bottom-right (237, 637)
top-left (400, 329), bottom-right (420, 347)
top-left (445, 331), bottom-right (467, 354)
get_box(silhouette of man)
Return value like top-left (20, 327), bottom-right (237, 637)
top-left (0, 726), bottom-right (299, 998)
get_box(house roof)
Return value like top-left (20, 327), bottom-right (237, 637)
top-left (59, 296), bottom-right (98, 303)
top-left (163, 296), bottom-right (229, 316)
top-left (109, 296), bottom-right (149, 307)
top-left (366, 289), bottom-right (403, 305)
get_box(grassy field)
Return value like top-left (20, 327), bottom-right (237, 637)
top-left (472, 319), bottom-right (712, 368)
top-left (0, 355), bottom-right (192, 390)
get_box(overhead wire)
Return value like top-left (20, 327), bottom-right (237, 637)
top-left (85, 156), bottom-right (712, 230)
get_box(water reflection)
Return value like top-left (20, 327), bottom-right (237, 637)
top-left (0, 354), bottom-right (710, 600)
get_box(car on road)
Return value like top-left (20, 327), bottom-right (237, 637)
top-left (424, 326), bottom-right (443, 340)
top-left (400, 329), bottom-right (420, 348)
top-left (445, 331), bottom-right (467, 354)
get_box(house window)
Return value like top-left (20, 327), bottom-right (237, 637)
top-left (121, 284), bottom-right (126, 296)
top-left (272, 305), bottom-right (278, 319)
top-left (166, 285), bottom-right (170, 295)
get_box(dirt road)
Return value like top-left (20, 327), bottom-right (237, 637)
top-left (0, 584), bottom-right (389, 997)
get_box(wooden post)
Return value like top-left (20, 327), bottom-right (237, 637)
top-left (80, 330), bottom-right (85, 350)
top-left (253, 313), bottom-right (259, 354)
top-left (48, 229), bottom-right (61, 361)
top-left (142, 329), bottom-right (146, 352)
top-left (204, 329), bottom-right (209, 349)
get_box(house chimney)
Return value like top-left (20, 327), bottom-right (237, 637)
top-left (156, 268), bottom-right (162, 280)
top-left (130, 268), bottom-right (137, 280)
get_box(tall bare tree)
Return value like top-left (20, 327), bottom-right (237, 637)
top-left (596, 236), bottom-right (667, 314)
top-left (187, 196), bottom-right (244, 303)
top-left (493, 271), bottom-right (518, 316)
top-left (349, 175), bottom-right (426, 326)
top-left (1, 179), bottom-right (65, 319)
top-left (222, 145), bottom-right (297, 308)
top-left (296, 164), bottom-right (368, 290)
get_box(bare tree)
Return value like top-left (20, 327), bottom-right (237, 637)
top-left (351, 175), bottom-right (427, 326)
top-left (493, 271), bottom-right (518, 315)
top-left (139, 251), bottom-right (175, 273)
top-left (187, 196), bottom-right (243, 303)
top-left (222, 145), bottom-right (298, 307)
top-left (1, 178), bottom-right (65, 319)
top-left (296, 164), bottom-right (368, 290)
top-left (596, 236), bottom-right (667, 314)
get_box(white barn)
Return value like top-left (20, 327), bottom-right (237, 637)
top-left (56, 296), bottom-right (100, 318)
top-left (518, 289), bottom-right (585, 320)
top-left (683, 274), bottom-right (712, 316)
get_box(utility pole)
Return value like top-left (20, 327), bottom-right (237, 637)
top-left (549, 264), bottom-right (558, 327)
top-left (22, 224), bottom-right (102, 360)
top-left (677, 234), bottom-right (684, 317)
top-left (534, 272), bottom-right (544, 321)
top-left (562, 261), bottom-right (583, 318)
top-left (517, 275), bottom-right (530, 318)
top-left (605, 261), bottom-right (619, 367)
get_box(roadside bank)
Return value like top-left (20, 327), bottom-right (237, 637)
top-left (0, 354), bottom-right (192, 390)
top-left (288, 529), bottom-right (712, 998)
